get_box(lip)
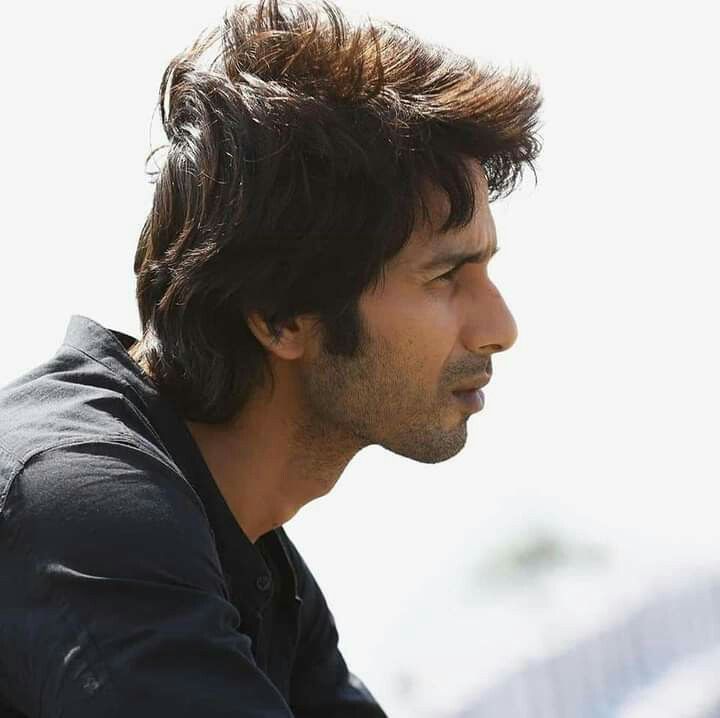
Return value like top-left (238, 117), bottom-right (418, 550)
top-left (452, 387), bottom-right (485, 412)
top-left (453, 374), bottom-right (492, 393)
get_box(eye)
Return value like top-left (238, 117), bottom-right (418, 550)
top-left (436, 264), bottom-right (462, 282)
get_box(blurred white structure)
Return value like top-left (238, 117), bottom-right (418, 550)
top-left (448, 573), bottom-right (720, 718)
top-left (618, 646), bottom-right (720, 718)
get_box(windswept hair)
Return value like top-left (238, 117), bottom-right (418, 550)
top-left (133, 0), bottom-right (543, 423)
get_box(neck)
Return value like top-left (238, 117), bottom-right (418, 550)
top-left (184, 380), bottom-right (361, 544)
top-left (128, 340), bottom-right (363, 543)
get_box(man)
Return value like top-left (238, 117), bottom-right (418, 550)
top-left (0, 0), bottom-right (542, 715)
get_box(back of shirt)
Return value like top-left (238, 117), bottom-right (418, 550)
top-left (0, 315), bottom-right (387, 718)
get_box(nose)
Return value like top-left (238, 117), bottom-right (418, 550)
top-left (464, 279), bottom-right (518, 355)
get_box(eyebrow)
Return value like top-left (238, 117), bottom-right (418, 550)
top-left (418, 243), bottom-right (500, 274)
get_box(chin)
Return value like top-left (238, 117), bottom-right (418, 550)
top-left (381, 425), bottom-right (467, 464)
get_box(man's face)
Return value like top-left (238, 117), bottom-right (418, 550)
top-left (298, 161), bottom-right (518, 463)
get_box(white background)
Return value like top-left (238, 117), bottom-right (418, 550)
top-left (1, 1), bottom-right (718, 715)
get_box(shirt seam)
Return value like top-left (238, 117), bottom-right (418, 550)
top-left (0, 441), bottom-right (23, 516)
top-left (1, 434), bottom-right (148, 516)
top-left (10, 436), bottom-right (212, 530)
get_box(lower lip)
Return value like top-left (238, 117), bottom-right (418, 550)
top-left (452, 389), bottom-right (485, 412)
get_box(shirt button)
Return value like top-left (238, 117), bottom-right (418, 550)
top-left (82, 676), bottom-right (100, 693)
top-left (256, 574), bottom-right (272, 591)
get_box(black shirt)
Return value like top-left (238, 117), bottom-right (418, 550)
top-left (0, 315), bottom-right (387, 717)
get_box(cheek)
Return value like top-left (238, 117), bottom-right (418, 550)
top-left (394, 307), bottom-right (460, 389)
top-left (361, 286), bottom-right (460, 367)
top-left (409, 294), bottom-right (461, 349)
top-left (376, 286), bottom-right (459, 330)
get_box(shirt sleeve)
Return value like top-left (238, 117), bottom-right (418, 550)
top-left (0, 440), bottom-right (294, 718)
top-left (280, 532), bottom-right (388, 718)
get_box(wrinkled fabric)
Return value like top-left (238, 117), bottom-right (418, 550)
top-left (0, 315), bottom-right (387, 718)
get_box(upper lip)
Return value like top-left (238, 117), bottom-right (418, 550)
top-left (453, 374), bottom-right (492, 392)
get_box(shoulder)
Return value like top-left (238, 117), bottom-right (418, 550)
top-left (1, 439), bottom-right (225, 596)
top-left (0, 348), bottom-right (185, 499)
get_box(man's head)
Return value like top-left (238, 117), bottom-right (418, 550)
top-left (133, 0), bottom-right (542, 438)
top-left (268, 159), bottom-right (517, 464)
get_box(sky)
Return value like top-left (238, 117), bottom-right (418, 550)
top-left (1, 1), bottom-right (718, 715)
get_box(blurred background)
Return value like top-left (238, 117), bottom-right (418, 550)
top-left (1, 1), bottom-right (718, 716)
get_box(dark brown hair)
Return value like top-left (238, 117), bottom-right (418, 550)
top-left (132, 0), bottom-right (543, 423)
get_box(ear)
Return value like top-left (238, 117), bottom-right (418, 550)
top-left (246, 311), bottom-right (319, 361)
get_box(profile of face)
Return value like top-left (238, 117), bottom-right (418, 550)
top-left (297, 160), bottom-right (518, 464)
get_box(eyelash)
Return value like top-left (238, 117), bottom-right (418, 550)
top-left (437, 265), bottom-right (463, 282)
